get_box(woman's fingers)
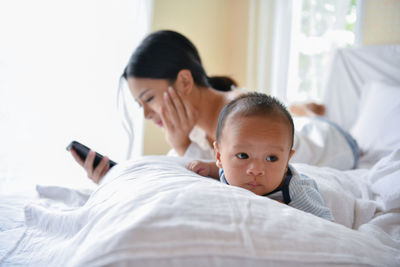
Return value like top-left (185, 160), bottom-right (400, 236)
top-left (164, 86), bottom-right (197, 128)
top-left (92, 156), bottom-right (110, 184)
top-left (167, 86), bottom-right (187, 124)
top-left (161, 92), bottom-right (176, 130)
top-left (70, 148), bottom-right (84, 166)
top-left (70, 148), bottom-right (108, 184)
top-left (161, 85), bottom-right (197, 155)
top-left (163, 89), bottom-right (180, 128)
top-left (83, 150), bottom-right (96, 177)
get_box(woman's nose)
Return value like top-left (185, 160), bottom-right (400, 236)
top-left (142, 105), bottom-right (152, 119)
top-left (246, 161), bottom-right (265, 176)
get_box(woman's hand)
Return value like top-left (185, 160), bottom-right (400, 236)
top-left (161, 86), bottom-right (198, 156)
top-left (70, 148), bottom-right (109, 184)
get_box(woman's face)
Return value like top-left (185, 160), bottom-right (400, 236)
top-left (127, 77), bottom-right (171, 128)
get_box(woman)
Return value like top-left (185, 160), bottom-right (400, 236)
top-left (70, 30), bottom-right (359, 184)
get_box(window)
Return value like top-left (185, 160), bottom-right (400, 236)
top-left (288, 0), bottom-right (358, 102)
top-left (270, 0), bottom-right (361, 104)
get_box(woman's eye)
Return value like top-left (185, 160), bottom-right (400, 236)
top-left (236, 153), bottom-right (249, 159)
top-left (266, 155), bottom-right (278, 162)
top-left (133, 99), bottom-right (142, 108)
top-left (145, 96), bottom-right (154, 103)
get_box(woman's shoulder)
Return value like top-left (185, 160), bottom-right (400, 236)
top-left (226, 87), bottom-right (246, 100)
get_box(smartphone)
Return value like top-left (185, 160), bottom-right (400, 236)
top-left (66, 140), bottom-right (117, 169)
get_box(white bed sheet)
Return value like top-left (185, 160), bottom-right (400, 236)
top-left (1, 153), bottom-right (399, 266)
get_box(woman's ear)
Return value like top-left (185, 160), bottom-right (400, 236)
top-left (213, 141), bottom-right (223, 168)
top-left (175, 69), bottom-right (194, 95)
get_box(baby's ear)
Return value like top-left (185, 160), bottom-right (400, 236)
top-left (289, 149), bottom-right (295, 160)
top-left (285, 149), bottom-right (295, 170)
top-left (213, 141), bottom-right (223, 168)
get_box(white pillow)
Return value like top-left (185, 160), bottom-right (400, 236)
top-left (350, 81), bottom-right (400, 153)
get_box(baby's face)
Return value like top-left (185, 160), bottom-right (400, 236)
top-left (214, 114), bottom-right (294, 196)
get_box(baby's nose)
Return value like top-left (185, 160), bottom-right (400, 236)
top-left (246, 161), bottom-right (265, 176)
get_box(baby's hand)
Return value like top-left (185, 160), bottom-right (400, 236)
top-left (186, 160), bottom-right (211, 177)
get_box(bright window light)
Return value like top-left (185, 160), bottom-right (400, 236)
top-left (0, 0), bottom-right (151, 192)
top-left (287, 0), bottom-right (358, 103)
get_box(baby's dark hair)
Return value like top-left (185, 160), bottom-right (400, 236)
top-left (216, 92), bottom-right (295, 147)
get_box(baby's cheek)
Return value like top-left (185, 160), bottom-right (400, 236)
top-left (225, 171), bottom-right (241, 186)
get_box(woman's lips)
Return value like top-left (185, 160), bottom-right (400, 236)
top-left (155, 120), bottom-right (163, 127)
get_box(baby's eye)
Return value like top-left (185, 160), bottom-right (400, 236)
top-left (236, 153), bottom-right (249, 159)
top-left (145, 96), bottom-right (154, 103)
top-left (266, 155), bottom-right (278, 162)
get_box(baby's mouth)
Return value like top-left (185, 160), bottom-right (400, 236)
top-left (247, 181), bottom-right (261, 188)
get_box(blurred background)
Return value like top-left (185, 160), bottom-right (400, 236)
top-left (1, 0), bottom-right (399, 190)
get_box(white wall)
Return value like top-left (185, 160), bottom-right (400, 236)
top-left (0, 0), bottom-right (150, 192)
top-left (362, 0), bottom-right (400, 45)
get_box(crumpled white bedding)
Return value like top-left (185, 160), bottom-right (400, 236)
top-left (1, 151), bottom-right (400, 266)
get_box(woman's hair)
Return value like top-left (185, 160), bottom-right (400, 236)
top-left (216, 92), bottom-right (295, 147)
top-left (122, 30), bottom-right (237, 92)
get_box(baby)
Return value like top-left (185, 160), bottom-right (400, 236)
top-left (186, 92), bottom-right (334, 221)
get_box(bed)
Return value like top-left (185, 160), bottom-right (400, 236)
top-left (1, 45), bottom-right (400, 266)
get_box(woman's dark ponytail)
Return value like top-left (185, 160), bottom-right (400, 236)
top-left (207, 76), bottom-right (238, 92)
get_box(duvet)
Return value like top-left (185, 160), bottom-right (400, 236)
top-left (1, 151), bottom-right (399, 266)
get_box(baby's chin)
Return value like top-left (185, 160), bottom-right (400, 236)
top-left (241, 184), bottom-right (268, 196)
